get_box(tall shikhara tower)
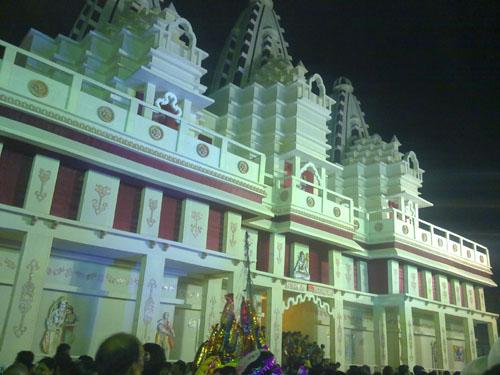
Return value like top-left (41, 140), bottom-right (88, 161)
top-left (210, 0), bottom-right (292, 91)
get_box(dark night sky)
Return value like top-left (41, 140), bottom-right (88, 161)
top-left (0, 1), bottom-right (498, 310)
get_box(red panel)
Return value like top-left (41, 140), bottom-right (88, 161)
top-left (460, 284), bottom-right (465, 307)
top-left (283, 162), bottom-right (292, 188)
top-left (418, 270), bottom-right (424, 297)
top-left (368, 259), bottom-right (388, 294)
top-left (353, 260), bottom-right (359, 291)
top-left (284, 240), bottom-right (291, 277)
top-left (301, 170), bottom-right (314, 193)
top-left (158, 195), bottom-right (181, 241)
top-left (206, 206), bottom-right (224, 251)
top-left (309, 248), bottom-right (320, 282)
top-left (256, 231), bottom-right (270, 272)
top-left (50, 164), bottom-right (84, 219)
top-left (113, 182), bottom-right (141, 232)
top-left (399, 264), bottom-right (405, 293)
top-left (0, 147), bottom-right (32, 207)
top-left (432, 275), bottom-right (437, 300)
top-left (320, 251), bottom-right (329, 284)
top-left (448, 281), bottom-right (453, 304)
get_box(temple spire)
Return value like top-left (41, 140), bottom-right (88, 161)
top-left (210, 0), bottom-right (292, 92)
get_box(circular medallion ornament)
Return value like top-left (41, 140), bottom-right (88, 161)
top-left (27, 80), bottom-right (48, 98)
top-left (438, 238), bottom-right (444, 247)
top-left (452, 243), bottom-right (458, 252)
top-left (374, 222), bottom-right (383, 232)
top-left (480, 255), bottom-right (484, 263)
top-left (148, 125), bottom-right (164, 140)
top-left (280, 191), bottom-right (289, 202)
top-left (97, 106), bottom-right (114, 123)
top-left (196, 143), bottom-right (209, 158)
top-left (421, 233), bottom-right (428, 242)
top-left (467, 250), bottom-right (471, 258)
top-left (354, 220), bottom-right (360, 230)
top-left (306, 196), bottom-right (315, 207)
top-left (238, 160), bottom-right (249, 174)
top-left (402, 225), bottom-right (409, 235)
top-left (333, 207), bottom-right (341, 217)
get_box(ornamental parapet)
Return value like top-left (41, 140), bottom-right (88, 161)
top-left (0, 40), bottom-right (266, 195)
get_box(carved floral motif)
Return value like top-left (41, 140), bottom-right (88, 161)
top-left (149, 125), bottom-right (164, 141)
top-left (14, 259), bottom-right (39, 337)
top-left (238, 160), bottom-right (249, 174)
top-left (92, 184), bottom-right (111, 215)
top-left (35, 169), bottom-right (51, 202)
top-left (146, 199), bottom-right (158, 227)
top-left (97, 106), bottom-right (115, 123)
top-left (143, 279), bottom-right (158, 340)
top-left (28, 80), bottom-right (48, 98)
top-left (190, 211), bottom-right (203, 238)
top-left (196, 143), bottom-right (209, 158)
top-left (229, 222), bottom-right (238, 248)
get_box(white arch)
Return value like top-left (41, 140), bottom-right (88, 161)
top-left (308, 73), bottom-right (326, 98)
top-left (299, 162), bottom-right (321, 186)
top-left (404, 151), bottom-right (419, 170)
top-left (284, 293), bottom-right (335, 316)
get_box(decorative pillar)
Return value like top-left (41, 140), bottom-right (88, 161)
top-left (434, 311), bottom-right (449, 370)
top-left (143, 82), bottom-right (156, 119)
top-left (450, 279), bottom-right (462, 306)
top-left (436, 275), bottom-right (449, 304)
top-left (179, 199), bottom-right (209, 248)
top-left (228, 262), bottom-right (246, 318)
top-left (222, 212), bottom-right (242, 257)
top-left (464, 316), bottom-right (477, 362)
top-left (404, 264), bottom-right (418, 297)
top-left (328, 249), bottom-right (343, 287)
top-left (398, 300), bottom-right (415, 368)
top-left (373, 305), bottom-right (388, 369)
top-left (133, 252), bottom-right (165, 343)
top-left (388, 260), bottom-right (400, 294)
top-left (199, 278), bottom-right (223, 341)
top-left (329, 293), bottom-right (345, 367)
top-left (137, 187), bottom-right (163, 237)
top-left (487, 319), bottom-right (498, 349)
top-left (474, 287), bottom-right (485, 311)
top-left (266, 286), bottom-right (283, 362)
top-left (23, 155), bottom-right (59, 214)
top-left (357, 260), bottom-right (369, 292)
top-left (269, 233), bottom-right (285, 277)
top-left (0, 229), bottom-right (53, 364)
top-left (422, 270), bottom-right (433, 299)
top-left (78, 171), bottom-right (120, 227)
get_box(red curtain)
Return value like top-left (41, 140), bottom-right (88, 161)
top-left (206, 206), bottom-right (224, 251)
top-left (158, 195), bottom-right (181, 241)
top-left (113, 182), bottom-right (141, 232)
top-left (0, 148), bottom-right (32, 207)
top-left (256, 231), bottom-right (270, 272)
top-left (50, 164), bottom-right (84, 219)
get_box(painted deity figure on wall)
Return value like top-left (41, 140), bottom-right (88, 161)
top-left (41, 297), bottom-right (77, 354)
top-left (293, 251), bottom-right (310, 280)
top-left (155, 312), bottom-right (175, 357)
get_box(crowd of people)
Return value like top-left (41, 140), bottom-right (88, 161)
top-left (2, 331), bottom-right (500, 375)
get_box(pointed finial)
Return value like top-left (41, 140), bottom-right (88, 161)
top-left (168, 2), bottom-right (178, 13)
top-left (391, 135), bottom-right (401, 146)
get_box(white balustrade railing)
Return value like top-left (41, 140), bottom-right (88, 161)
top-left (0, 40), bottom-right (266, 185)
top-left (367, 207), bottom-right (490, 267)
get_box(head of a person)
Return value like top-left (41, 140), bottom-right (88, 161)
top-left (95, 332), bottom-right (143, 375)
top-left (382, 366), bottom-right (394, 375)
top-left (34, 357), bottom-right (56, 375)
top-left (56, 343), bottom-right (71, 356)
top-left (143, 343), bottom-right (166, 374)
top-left (172, 360), bottom-right (187, 375)
top-left (15, 351), bottom-right (34, 370)
top-left (413, 366), bottom-right (425, 375)
top-left (4, 364), bottom-right (29, 375)
top-left (397, 365), bottom-right (409, 375)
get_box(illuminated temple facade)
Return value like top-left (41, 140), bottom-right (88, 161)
top-left (0, 0), bottom-right (497, 371)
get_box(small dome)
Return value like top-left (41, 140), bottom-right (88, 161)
top-left (333, 76), bottom-right (353, 93)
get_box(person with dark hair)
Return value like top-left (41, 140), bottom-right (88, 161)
top-left (382, 365), bottom-right (394, 375)
top-left (442, 371), bottom-right (450, 375)
top-left (3, 364), bottom-right (29, 375)
top-left (143, 343), bottom-right (166, 375)
top-left (95, 332), bottom-right (143, 375)
top-left (397, 365), bottom-right (409, 375)
top-left (172, 360), bottom-right (186, 375)
top-left (14, 351), bottom-right (35, 372)
top-left (413, 366), bottom-right (424, 375)
top-left (34, 357), bottom-right (56, 375)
